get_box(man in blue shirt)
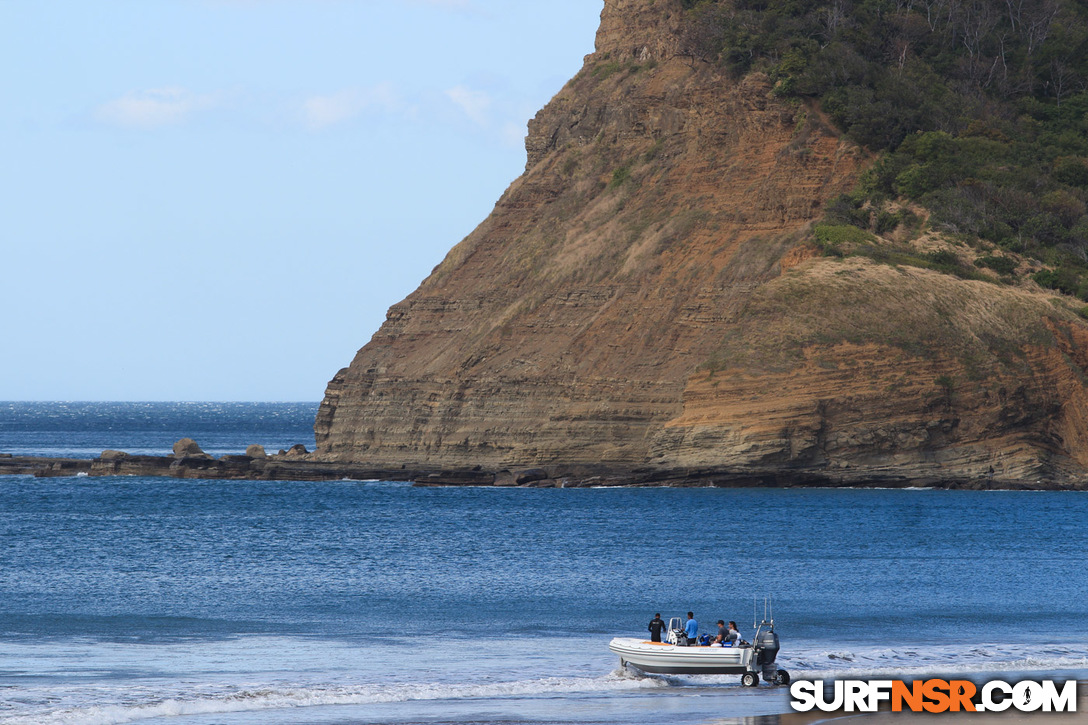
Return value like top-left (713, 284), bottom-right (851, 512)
top-left (684, 612), bottom-right (699, 645)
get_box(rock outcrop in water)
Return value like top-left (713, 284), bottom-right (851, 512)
top-left (312, 0), bottom-right (1088, 488)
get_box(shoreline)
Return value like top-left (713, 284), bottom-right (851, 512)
top-left (1, 452), bottom-right (1086, 490)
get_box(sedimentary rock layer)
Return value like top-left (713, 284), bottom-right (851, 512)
top-left (314, 0), bottom-right (1088, 486)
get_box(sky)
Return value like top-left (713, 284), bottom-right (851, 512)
top-left (0, 0), bottom-right (603, 401)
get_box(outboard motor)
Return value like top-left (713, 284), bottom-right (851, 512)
top-left (753, 624), bottom-right (788, 685)
top-left (755, 628), bottom-right (779, 668)
top-left (741, 600), bottom-right (789, 686)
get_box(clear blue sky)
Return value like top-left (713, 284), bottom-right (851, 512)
top-left (0, 0), bottom-right (602, 401)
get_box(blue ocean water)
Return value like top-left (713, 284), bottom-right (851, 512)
top-left (1, 404), bottom-right (1087, 724)
top-left (0, 402), bottom-right (319, 458)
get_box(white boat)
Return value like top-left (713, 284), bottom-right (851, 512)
top-left (608, 616), bottom-right (789, 686)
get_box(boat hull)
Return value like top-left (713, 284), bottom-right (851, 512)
top-left (607, 637), bottom-right (754, 675)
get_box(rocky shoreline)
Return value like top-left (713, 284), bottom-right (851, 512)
top-left (1, 439), bottom-right (1084, 490)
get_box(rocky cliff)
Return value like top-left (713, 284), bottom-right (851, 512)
top-left (314, 0), bottom-right (1088, 487)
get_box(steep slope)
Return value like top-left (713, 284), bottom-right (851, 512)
top-left (314, 0), bottom-right (1088, 487)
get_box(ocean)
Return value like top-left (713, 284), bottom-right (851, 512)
top-left (0, 402), bottom-right (320, 459)
top-left (1, 402), bottom-right (1087, 725)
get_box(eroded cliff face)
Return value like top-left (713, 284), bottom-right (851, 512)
top-left (314, 0), bottom-right (1088, 486)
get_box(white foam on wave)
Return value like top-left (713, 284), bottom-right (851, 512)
top-left (0, 672), bottom-right (667, 725)
top-left (779, 641), bottom-right (1088, 679)
top-left (832, 486), bottom-right (937, 491)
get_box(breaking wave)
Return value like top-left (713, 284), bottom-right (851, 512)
top-left (0, 673), bottom-right (667, 725)
top-left (781, 641), bottom-right (1088, 679)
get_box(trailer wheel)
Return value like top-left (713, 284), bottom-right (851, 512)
top-left (775, 669), bottom-right (790, 686)
top-left (741, 672), bottom-right (759, 687)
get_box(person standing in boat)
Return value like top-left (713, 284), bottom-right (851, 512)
top-left (684, 612), bottom-right (699, 645)
top-left (647, 613), bottom-right (666, 642)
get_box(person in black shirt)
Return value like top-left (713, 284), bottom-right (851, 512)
top-left (647, 613), bottom-right (666, 642)
top-left (712, 619), bottom-right (728, 645)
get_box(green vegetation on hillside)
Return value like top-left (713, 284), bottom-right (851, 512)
top-left (681, 0), bottom-right (1088, 297)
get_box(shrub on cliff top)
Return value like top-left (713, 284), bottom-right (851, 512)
top-left (813, 223), bottom-right (875, 254)
top-left (680, 0), bottom-right (1088, 296)
top-left (975, 255), bottom-right (1019, 276)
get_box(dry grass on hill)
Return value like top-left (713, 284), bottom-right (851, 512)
top-left (703, 256), bottom-right (1078, 376)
